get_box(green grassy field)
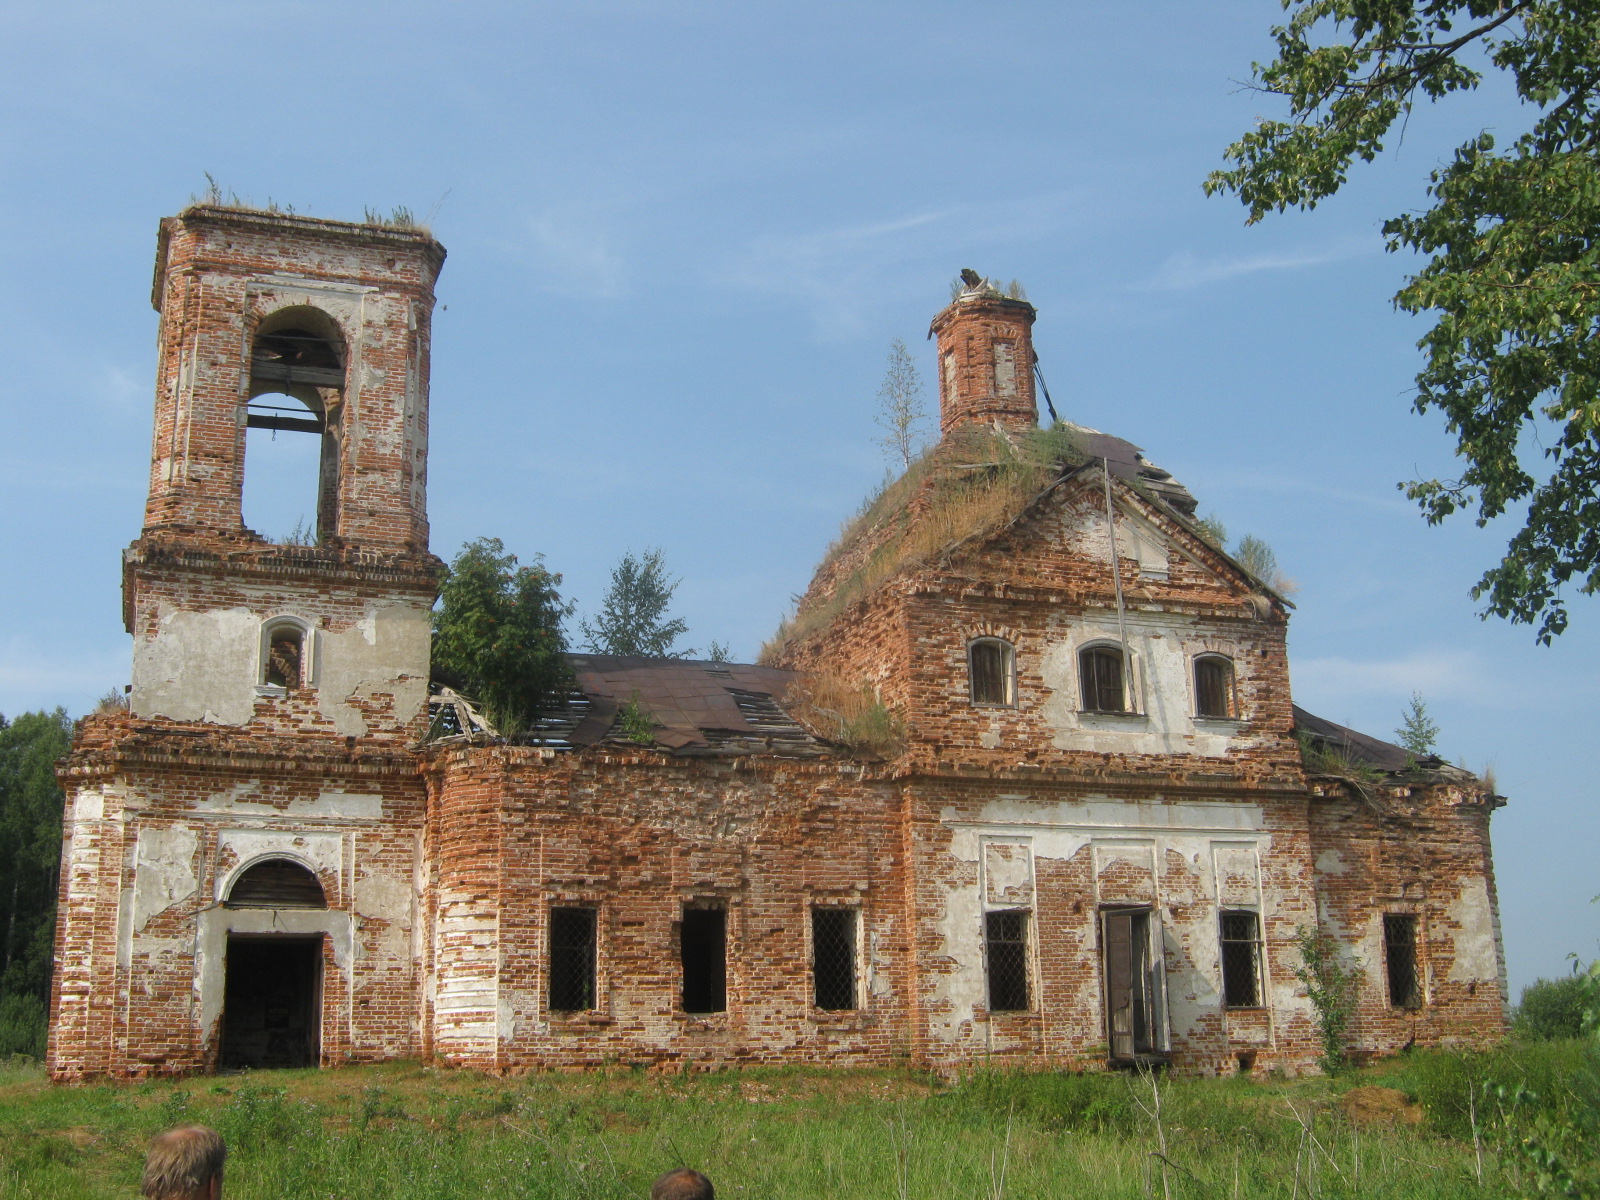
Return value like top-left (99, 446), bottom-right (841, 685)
top-left (0, 1043), bottom-right (1592, 1200)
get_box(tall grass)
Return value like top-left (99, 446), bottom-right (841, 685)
top-left (0, 1055), bottom-right (1568, 1200)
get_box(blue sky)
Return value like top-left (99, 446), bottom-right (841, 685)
top-left (1, 1), bottom-right (1593, 997)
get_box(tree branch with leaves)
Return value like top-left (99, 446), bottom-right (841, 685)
top-left (1209, 0), bottom-right (1600, 641)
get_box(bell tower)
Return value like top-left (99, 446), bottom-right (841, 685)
top-left (126, 206), bottom-right (446, 741)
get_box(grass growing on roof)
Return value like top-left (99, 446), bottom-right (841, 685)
top-left (762, 423), bottom-right (1085, 663)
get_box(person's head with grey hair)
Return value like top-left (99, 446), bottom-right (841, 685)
top-left (141, 1126), bottom-right (226, 1200)
top-left (651, 1168), bottom-right (714, 1200)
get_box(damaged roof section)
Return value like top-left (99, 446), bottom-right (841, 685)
top-left (1293, 704), bottom-right (1469, 780)
top-left (427, 656), bottom-right (826, 758)
top-left (1068, 424), bottom-right (1198, 519)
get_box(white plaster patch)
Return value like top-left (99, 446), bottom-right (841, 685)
top-left (131, 826), bottom-right (200, 933)
top-left (353, 865), bottom-right (415, 959)
top-left (133, 605), bottom-right (261, 725)
top-left (1447, 877), bottom-right (1499, 984)
top-left (71, 785), bottom-right (106, 823)
top-left (983, 842), bottom-right (1034, 906)
top-left (1214, 845), bottom-right (1261, 907)
top-left (315, 600), bottom-right (432, 737)
top-left (194, 786), bottom-right (385, 820)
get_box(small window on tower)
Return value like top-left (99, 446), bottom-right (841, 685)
top-left (969, 639), bottom-right (1016, 706)
top-left (260, 618), bottom-right (311, 690)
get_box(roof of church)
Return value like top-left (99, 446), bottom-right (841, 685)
top-left (1292, 704), bottom-right (1458, 778)
top-left (428, 655), bottom-right (826, 757)
top-left (1068, 423), bottom-right (1198, 519)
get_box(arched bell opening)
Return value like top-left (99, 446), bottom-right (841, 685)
top-left (244, 306), bottom-right (346, 545)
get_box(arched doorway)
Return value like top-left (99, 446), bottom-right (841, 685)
top-left (220, 859), bottom-right (327, 1069)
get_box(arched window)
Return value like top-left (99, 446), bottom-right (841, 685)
top-left (260, 617), bottom-right (312, 690)
top-left (244, 307), bottom-right (346, 544)
top-left (226, 858), bottom-right (327, 908)
top-left (1079, 644), bottom-right (1128, 713)
top-left (968, 638), bottom-right (1016, 706)
top-left (1194, 655), bottom-right (1236, 719)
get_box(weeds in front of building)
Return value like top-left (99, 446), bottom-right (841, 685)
top-left (2, 1043), bottom-right (1596, 1200)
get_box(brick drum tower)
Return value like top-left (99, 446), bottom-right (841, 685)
top-left (49, 208), bottom-right (446, 1077)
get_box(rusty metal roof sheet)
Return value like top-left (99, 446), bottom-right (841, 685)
top-left (1292, 704), bottom-right (1445, 775)
top-left (426, 657), bottom-right (826, 757)
top-left (1067, 423), bottom-right (1198, 518)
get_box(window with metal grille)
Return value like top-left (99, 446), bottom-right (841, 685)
top-left (1384, 913), bottom-right (1421, 1008)
top-left (1219, 911), bottom-right (1262, 1007)
top-left (811, 907), bottom-right (858, 1010)
top-left (1195, 655), bottom-right (1236, 719)
top-left (1079, 645), bottom-right (1127, 713)
top-left (968, 639), bottom-right (1015, 706)
top-left (681, 906), bottom-right (727, 1014)
top-left (985, 909), bottom-right (1030, 1012)
top-left (549, 907), bottom-right (597, 1011)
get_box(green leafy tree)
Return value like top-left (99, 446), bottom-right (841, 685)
top-left (874, 338), bottom-right (930, 470)
top-left (1396, 690), bottom-right (1442, 755)
top-left (1513, 972), bottom-right (1590, 1040)
top-left (581, 548), bottom-right (691, 658)
top-left (432, 538), bottom-right (574, 734)
top-left (0, 709), bottom-right (73, 1057)
top-left (1208, 1), bottom-right (1600, 642)
top-left (1197, 513), bottom-right (1229, 547)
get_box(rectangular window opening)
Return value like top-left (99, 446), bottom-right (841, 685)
top-left (681, 906), bottom-right (727, 1014)
top-left (1384, 913), bottom-right (1421, 1008)
top-left (1081, 647), bottom-right (1128, 713)
top-left (984, 908), bottom-right (1030, 1012)
top-left (548, 907), bottom-right (597, 1011)
top-left (1219, 910), bottom-right (1262, 1008)
top-left (811, 907), bottom-right (858, 1010)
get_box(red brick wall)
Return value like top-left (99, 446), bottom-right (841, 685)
top-left (49, 713), bottom-right (427, 1080)
top-left (929, 294), bottom-right (1039, 437)
top-left (1308, 778), bottom-right (1508, 1055)
top-left (422, 747), bottom-right (914, 1071)
top-left (144, 206), bottom-right (444, 552)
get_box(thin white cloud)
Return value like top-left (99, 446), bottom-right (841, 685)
top-left (1292, 648), bottom-right (1488, 708)
top-left (1142, 239), bottom-right (1372, 292)
top-left (524, 210), bottom-right (631, 299)
top-left (717, 190), bottom-right (1088, 338)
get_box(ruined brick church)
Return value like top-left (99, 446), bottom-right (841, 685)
top-left (47, 206), bottom-right (1508, 1080)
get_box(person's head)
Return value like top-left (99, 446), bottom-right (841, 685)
top-left (141, 1126), bottom-right (226, 1200)
top-left (651, 1168), bottom-right (714, 1200)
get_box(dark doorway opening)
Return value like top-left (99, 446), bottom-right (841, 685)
top-left (221, 935), bottom-right (322, 1069)
top-left (680, 907), bottom-right (727, 1014)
